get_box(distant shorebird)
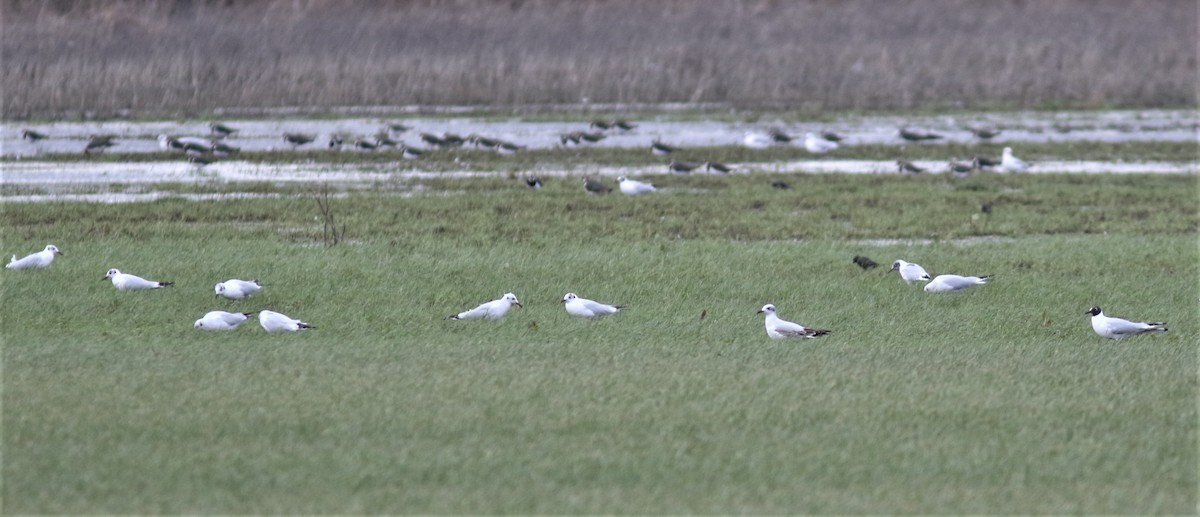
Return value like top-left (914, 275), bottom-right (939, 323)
top-left (209, 122), bottom-right (238, 137)
top-left (420, 132), bottom-right (447, 147)
top-left (896, 160), bottom-right (926, 174)
top-left (578, 131), bottom-right (605, 143)
top-left (704, 161), bottom-right (732, 174)
top-left (852, 255), bottom-right (878, 270)
top-left (972, 155), bottom-right (1001, 168)
top-left (467, 134), bottom-right (501, 149)
top-left (327, 134), bottom-right (345, 150)
top-left (386, 122), bottom-right (411, 133)
top-left (354, 138), bottom-right (378, 151)
top-left (820, 130), bottom-right (846, 142)
top-left (768, 129), bottom-right (795, 143)
top-left (283, 132), bottom-right (316, 148)
top-left (948, 161), bottom-right (976, 176)
top-left (159, 135), bottom-right (208, 154)
top-left (968, 127), bottom-right (1001, 139)
top-left (188, 155), bottom-right (215, 168)
top-left (588, 120), bottom-right (613, 130)
top-left (583, 176), bottom-right (611, 194)
top-left (560, 131), bottom-right (583, 146)
top-left (650, 140), bottom-right (678, 155)
top-left (210, 141), bottom-right (240, 156)
top-left (771, 180), bottom-right (791, 189)
top-left (83, 134), bottom-right (117, 155)
top-left (526, 175), bottom-right (543, 189)
top-left (898, 128), bottom-right (943, 142)
top-left (401, 146), bottom-right (426, 160)
top-left (440, 133), bottom-right (466, 147)
top-left (612, 119), bottom-right (637, 131)
top-left (495, 141), bottom-right (522, 154)
top-left (667, 160), bottom-right (701, 174)
top-left (21, 129), bottom-right (48, 142)
top-left (374, 134), bottom-right (399, 148)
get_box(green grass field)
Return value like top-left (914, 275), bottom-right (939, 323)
top-left (2, 172), bottom-right (1197, 513)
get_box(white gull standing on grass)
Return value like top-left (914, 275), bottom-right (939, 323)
top-left (1086, 306), bottom-right (1167, 340)
top-left (6, 244), bottom-right (61, 270)
top-left (103, 268), bottom-right (174, 290)
top-left (923, 274), bottom-right (991, 293)
top-left (803, 132), bottom-right (839, 154)
top-left (215, 279), bottom-right (263, 300)
top-left (1000, 147), bottom-right (1031, 173)
top-left (757, 304), bottom-right (832, 339)
top-left (618, 176), bottom-right (657, 196)
top-left (562, 293), bottom-right (625, 318)
top-left (258, 310), bottom-right (314, 333)
top-left (889, 260), bottom-right (932, 284)
top-left (448, 292), bottom-right (523, 320)
top-left (194, 311), bottom-right (255, 331)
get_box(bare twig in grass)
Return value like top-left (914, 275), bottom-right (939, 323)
top-left (313, 183), bottom-right (346, 247)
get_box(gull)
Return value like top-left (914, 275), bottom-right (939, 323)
top-left (259, 310), bottom-right (314, 333)
top-left (583, 176), bottom-right (611, 194)
top-left (890, 260), bottom-right (931, 284)
top-left (924, 274), bottom-right (991, 293)
top-left (852, 255), bottom-right (878, 270)
top-left (618, 176), bottom-right (656, 196)
top-left (215, 279), bottom-right (262, 300)
top-left (103, 268), bottom-right (174, 290)
top-left (6, 244), bottom-right (62, 270)
top-left (803, 132), bottom-right (838, 154)
top-left (1000, 147), bottom-right (1030, 173)
top-left (757, 304), bottom-right (831, 339)
top-left (651, 140), bottom-right (678, 155)
top-left (283, 132), bottom-right (316, 148)
top-left (1086, 306), bottom-right (1167, 340)
top-left (194, 310), bottom-right (255, 331)
top-left (743, 132), bottom-right (772, 149)
top-left (562, 293), bottom-right (625, 318)
top-left (209, 122), bottom-right (238, 137)
top-left (447, 292), bottom-right (523, 320)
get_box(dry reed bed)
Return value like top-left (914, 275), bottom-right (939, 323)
top-left (2, 0), bottom-right (1196, 119)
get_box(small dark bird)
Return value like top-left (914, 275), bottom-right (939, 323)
top-left (209, 122), bottom-right (237, 136)
top-left (898, 128), bottom-right (943, 142)
top-left (981, 201), bottom-right (994, 214)
top-left (771, 180), bottom-right (791, 189)
top-left (210, 141), bottom-right (240, 156)
top-left (968, 127), bottom-right (1001, 139)
top-left (419, 132), bottom-right (447, 147)
top-left (650, 140), bottom-right (678, 155)
top-left (188, 155), bottom-right (215, 168)
top-left (896, 160), bottom-right (926, 174)
top-left (972, 155), bottom-right (1001, 168)
top-left (467, 134), bottom-right (501, 149)
top-left (768, 128), bottom-right (794, 143)
top-left (21, 129), bottom-right (48, 142)
top-left (440, 133), bottom-right (466, 147)
top-left (588, 120), bottom-right (613, 130)
top-left (526, 175), bottom-right (543, 189)
top-left (354, 138), bottom-right (378, 151)
top-left (853, 255), bottom-right (878, 269)
top-left (283, 133), bottom-right (316, 147)
top-left (387, 122), bottom-right (411, 133)
top-left (495, 141), bottom-right (523, 154)
top-left (578, 131), bottom-right (606, 143)
top-left (374, 133), bottom-right (399, 148)
top-left (612, 120), bottom-right (637, 131)
top-left (328, 134), bottom-right (345, 150)
top-left (948, 161), bottom-right (976, 176)
top-left (583, 176), bottom-right (611, 194)
top-left (704, 161), bottom-right (732, 174)
top-left (83, 135), bottom-right (117, 155)
top-left (667, 160), bottom-right (701, 174)
top-left (820, 130), bottom-right (846, 142)
top-left (401, 146), bottom-right (425, 160)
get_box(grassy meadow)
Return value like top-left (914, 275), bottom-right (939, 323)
top-left (2, 171), bottom-right (1197, 513)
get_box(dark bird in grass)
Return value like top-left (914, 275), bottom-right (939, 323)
top-left (83, 134), bottom-right (117, 155)
top-left (210, 141), bottom-right (240, 156)
top-left (401, 146), bottom-right (425, 160)
top-left (853, 255), bottom-right (878, 270)
top-left (981, 201), bottom-right (994, 214)
top-left (820, 130), bottom-right (846, 142)
top-left (327, 134), bottom-right (345, 150)
top-left (668, 160), bottom-right (701, 174)
top-left (354, 138), bottom-right (378, 151)
top-left (466, 134), bottom-right (500, 149)
top-left (209, 122), bottom-right (237, 137)
top-left (948, 161), bottom-right (976, 177)
top-left (560, 131), bottom-right (583, 146)
top-left (650, 140), bottom-right (678, 155)
top-left (386, 122), bottom-right (411, 133)
top-left (526, 175), bottom-right (543, 189)
top-left (612, 119), bottom-right (637, 131)
top-left (578, 131), bottom-right (606, 143)
top-left (972, 155), bottom-right (1001, 168)
top-left (21, 129), bottom-right (48, 142)
top-left (420, 132), bottom-right (447, 147)
top-left (898, 127), bottom-right (943, 142)
top-left (495, 141), bottom-right (523, 154)
top-left (968, 127), bottom-right (1002, 139)
top-left (768, 128), bottom-right (795, 143)
top-left (188, 155), bottom-right (215, 168)
top-left (896, 160), bottom-right (926, 174)
top-left (283, 132), bottom-right (316, 148)
top-left (771, 180), bottom-right (791, 189)
top-left (440, 133), bottom-right (466, 147)
top-left (589, 120), bottom-right (613, 130)
top-left (704, 161), bottom-right (732, 174)
top-left (583, 176), bottom-right (611, 194)
top-left (374, 133), bottom-right (399, 148)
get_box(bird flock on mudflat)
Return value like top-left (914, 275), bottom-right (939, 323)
top-left (6, 242), bottom-right (1168, 341)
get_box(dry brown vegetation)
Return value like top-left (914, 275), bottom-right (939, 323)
top-left (2, 0), bottom-right (1196, 119)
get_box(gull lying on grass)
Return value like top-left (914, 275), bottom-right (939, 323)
top-left (618, 176), bottom-right (656, 196)
top-left (1086, 306), bottom-right (1167, 340)
top-left (6, 244), bottom-right (61, 270)
top-left (758, 304), bottom-right (831, 339)
top-left (923, 274), bottom-right (991, 293)
top-left (448, 292), bottom-right (523, 320)
top-left (743, 132), bottom-right (772, 149)
top-left (562, 293), bottom-right (625, 318)
top-left (803, 132), bottom-right (838, 154)
top-left (103, 268), bottom-right (174, 290)
top-left (889, 260), bottom-right (931, 284)
top-left (215, 279), bottom-right (262, 300)
top-left (258, 310), bottom-right (314, 333)
top-left (194, 310), bottom-right (255, 331)
top-left (1000, 147), bottom-right (1031, 173)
